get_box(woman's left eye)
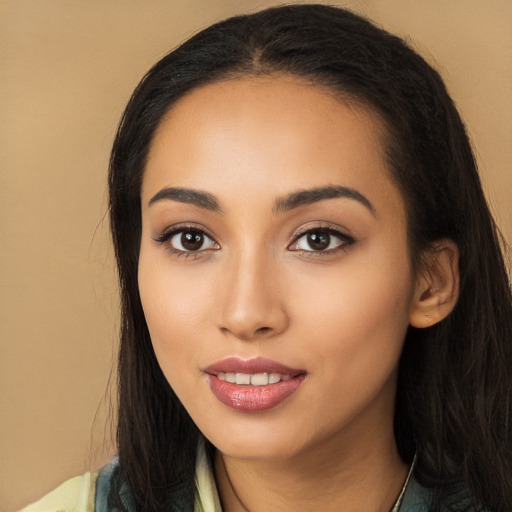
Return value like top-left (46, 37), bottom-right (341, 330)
top-left (289, 229), bottom-right (352, 252)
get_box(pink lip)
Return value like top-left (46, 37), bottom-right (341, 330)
top-left (204, 357), bottom-right (306, 413)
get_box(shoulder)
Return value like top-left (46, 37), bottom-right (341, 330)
top-left (19, 471), bottom-right (98, 512)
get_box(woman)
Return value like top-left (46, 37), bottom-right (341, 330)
top-left (22, 4), bottom-right (512, 512)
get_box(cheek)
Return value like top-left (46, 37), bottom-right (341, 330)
top-left (137, 252), bottom-right (214, 373)
top-left (286, 247), bottom-right (413, 380)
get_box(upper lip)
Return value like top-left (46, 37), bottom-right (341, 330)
top-left (204, 357), bottom-right (305, 376)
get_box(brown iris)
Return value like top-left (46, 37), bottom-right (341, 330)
top-left (181, 231), bottom-right (204, 251)
top-left (307, 232), bottom-right (330, 250)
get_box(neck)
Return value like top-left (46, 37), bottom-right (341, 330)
top-left (215, 425), bottom-right (409, 512)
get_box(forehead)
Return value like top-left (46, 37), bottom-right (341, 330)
top-left (143, 75), bottom-right (397, 209)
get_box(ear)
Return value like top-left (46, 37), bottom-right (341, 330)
top-left (409, 239), bottom-right (460, 328)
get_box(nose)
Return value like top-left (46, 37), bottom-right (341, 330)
top-left (218, 250), bottom-right (289, 341)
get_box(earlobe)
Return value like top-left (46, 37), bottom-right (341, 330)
top-left (409, 240), bottom-right (460, 329)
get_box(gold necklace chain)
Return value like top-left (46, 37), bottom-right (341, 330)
top-left (390, 452), bottom-right (417, 512)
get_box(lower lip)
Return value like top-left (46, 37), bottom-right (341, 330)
top-left (207, 374), bottom-right (305, 413)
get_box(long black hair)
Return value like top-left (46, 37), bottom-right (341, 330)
top-left (108, 4), bottom-right (512, 511)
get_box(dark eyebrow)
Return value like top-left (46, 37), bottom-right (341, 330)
top-left (148, 187), bottom-right (221, 211)
top-left (273, 185), bottom-right (375, 215)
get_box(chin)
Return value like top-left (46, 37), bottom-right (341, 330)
top-left (201, 420), bottom-right (311, 461)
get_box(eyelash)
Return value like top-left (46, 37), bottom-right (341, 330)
top-left (153, 224), bottom-right (219, 259)
top-left (288, 224), bottom-right (355, 256)
top-left (153, 223), bottom-right (355, 258)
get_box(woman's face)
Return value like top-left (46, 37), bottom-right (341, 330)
top-left (138, 76), bottom-right (417, 461)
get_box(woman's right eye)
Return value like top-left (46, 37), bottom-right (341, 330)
top-left (156, 228), bottom-right (219, 253)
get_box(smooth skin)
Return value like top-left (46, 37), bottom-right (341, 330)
top-left (138, 75), bottom-right (459, 512)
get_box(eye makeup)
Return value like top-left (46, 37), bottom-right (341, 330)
top-left (152, 219), bottom-right (356, 261)
top-left (153, 223), bottom-right (220, 259)
top-left (288, 223), bottom-right (356, 256)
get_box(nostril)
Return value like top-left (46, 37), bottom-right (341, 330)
top-left (256, 326), bottom-right (272, 335)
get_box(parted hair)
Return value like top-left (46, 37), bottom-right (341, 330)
top-left (108, 4), bottom-right (512, 511)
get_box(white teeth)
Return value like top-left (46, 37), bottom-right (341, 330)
top-left (251, 373), bottom-right (269, 386)
top-left (268, 373), bottom-right (281, 384)
top-left (217, 372), bottom-right (293, 385)
top-left (235, 373), bottom-right (251, 385)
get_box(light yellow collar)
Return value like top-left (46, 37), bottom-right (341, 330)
top-left (195, 441), bottom-right (223, 512)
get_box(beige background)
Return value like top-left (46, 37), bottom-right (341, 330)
top-left (1, 0), bottom-right (511, 509)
